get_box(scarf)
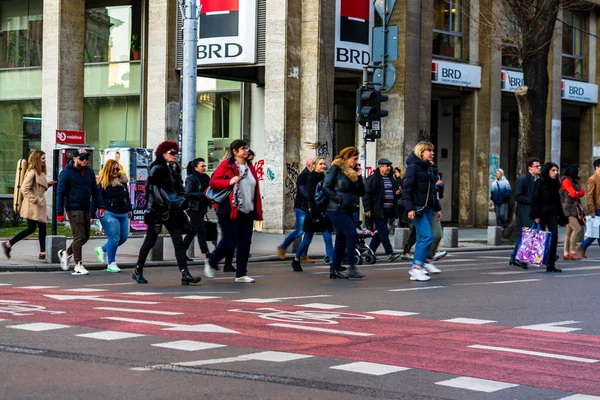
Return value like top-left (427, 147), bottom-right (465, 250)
top-left (232, 162), bottom-right (249, 209)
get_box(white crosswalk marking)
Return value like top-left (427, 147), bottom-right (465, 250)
top-left (76, 331), bottom-right (145, 340)
top-left (444, 318), bottom-right (496, 325)
top-left (8, 323), bottom-right (71, 331)
top-left (295, 303), bottom-right (348, 309)
top-left (330, 362), bottom-right (410, 375)
top-left (240, 351), bottom-right (313, 362)
top-left (152, 340), bottom-right (226, 352)
top-left (368, 310), bottom-right (419, 317)
top-left (435, 377), bottom-right (519, 392)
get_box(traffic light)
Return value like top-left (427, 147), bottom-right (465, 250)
top-left (356, 86), bottom-right (377, 127)
top-left (376, 91), bottom-right (389, 120)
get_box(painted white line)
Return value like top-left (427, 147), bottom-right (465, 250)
top-left (311, 272), bottom-right (331, 275)
top-left (8, 323), bottom-right (71, 331)
top-left (130, 367), bottom-right (153, 371)
top-left (479, 256), bottom-right (511, 260)
top-left (295, 303), bottom-right (348, 310)
top-left (484, 271), bottom-right (532, 275)
top-left (65, 288), bottom-right (109, 292)
top-left (436, 377), bottom-right (518, 392)
top-left (0, 300), bottom-right (27, 304)
top-left (241, 351), bottom-right (313, 362)
top-left (368, 310), bottom-right (419, 317)
top-left (175, 356), bottom-right (244, 367)
top-left (234, 295), bottom-right (332, 303)
top-left (174, 295), bottom-right (221, 300)
top-left (18, 286), bottom-right (60, 289)
top-left (468, 345), bottom-right (599, 363)
top-left (555, 272), bottom-right (600, 279)
top-left (94, 307), bottom-right (183, 315)
top-left (212, 275), bottom-right (265, 281)
top-left (516, 320), bottom-right (581, 333)
top-left (453, 279), bottom-right (540, 286)
top-left (44, 294), bottom-right (159, 304)
top-left (561, 266), bottom-right (600, 271)
top-left (389, 286), bottom-right (447, 292)
top-left (122, 292), bottom-right (163, 296)
top-left (103, 317), bottom-right (239, 334)
top-left (268, 323), bottom-right (373, 336)
top-left (76, 331), bottom-right (145, 340)
top-left (84, 282), bottom-right (136, 287)
top-left (559, 395), bottom-right (600, 399)
top-left (152, 340), bottom-right (226, 352)
top-left (0, 319), bottom-right (6, 321)
top-left (438, 259), bottom-right (472, 263)
top-left (330, 361), bottom-right (410, 376)
top-left (444, 318), bottom-right (497, 325)
top-left (0, 283), bottom-right (12, 286)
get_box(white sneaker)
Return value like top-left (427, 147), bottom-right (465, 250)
top-left (409, 268), bottom-right (431, 281)
top-left (72, 263), bottom-right (89, 276)
top-left (204, 263), bottom-right (214, 279)
top-left (106, 262), bottom-right (121, 273)
top-left (235, 275), bottom-right (255, 283)
top-left (95, 247), bottom-right (107, 264)
top-left (423, 262), bottom-right (441, 274)
top-left (58, 249), bottom-right (71, 271)
top-left (432, 251), bottom-right (448, 262)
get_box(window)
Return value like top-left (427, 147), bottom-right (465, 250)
top-left (0, 0), bottom-right (43, 68)
top-left (501, 12), bottom-right (522, 69)
top-left (433, 0), bottom-right (463, 59)
top-left (562, 11), bottom-right (584, 80)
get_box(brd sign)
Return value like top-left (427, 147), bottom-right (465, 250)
top-left (431, 60), bottom-right (481, 88)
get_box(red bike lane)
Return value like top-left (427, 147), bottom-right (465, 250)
top-left (1, 287), bottom-right (599, 395)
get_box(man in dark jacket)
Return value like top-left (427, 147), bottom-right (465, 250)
top-left (56, 149), bottom-right (105, 275)
top-left (509, 157), bottom-right (541, 268)
top-left (363, 158), bottom-right (401, 262)
top-left (277, 158), bottom-right (314, 262)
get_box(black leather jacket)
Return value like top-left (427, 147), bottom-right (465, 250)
top-left (323, 163), bottom-right (365, 215)
top-left (185, 171), bottom-right (211, 213)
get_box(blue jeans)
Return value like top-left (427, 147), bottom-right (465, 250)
top-left (280, 208), bottom-right (307, 256)
top-left (210, 212), bottom-right (255, 278)
top-left (295, 230), bottom-right (334, 262)
top-left (369, 217), bottom-right (394, 255)
top-left (581, 209), bottom-right (600, 249)
top-left (327, 211), bottom-right (358, 270)
top-left (99, 211), bottom-right (130, 263)
top-left (412, 208), bottom-right (434, 267)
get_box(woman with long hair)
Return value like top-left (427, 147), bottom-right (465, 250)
top-left (206, 139), bottom-right (263, 283)
top-left (531, 162), bottom-right (567, 272)
top-left (92, 159), bottom-right (132, 273)
top-left (132, 141), bottom-right (202, 285)
top-left (291, 157), bottom-right (334, 272)
top-left (560, 165), bottom-right (584, 261)
top-left (2, 150), bottom-right (55, 259)
top-left (402, 142), bottom-right (442, 282)
top-left (323, 146), bottom-right (365, 279)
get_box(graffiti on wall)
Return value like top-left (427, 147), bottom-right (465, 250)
top-left (285, 162), bottom-right (299, 200)
top-left (489, 155), bottom-right (499, 180)
top-left (255, 160), bottom-right (265, 181)
top-left (317, 141), bottom-right (330, 157)
top-left (266, 168), bottom-right (275, 181)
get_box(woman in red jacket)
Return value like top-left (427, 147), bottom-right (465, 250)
top-left (206, 140), bottom-right (263, 283)
top-left (560, 165), bottom-right (584, 260)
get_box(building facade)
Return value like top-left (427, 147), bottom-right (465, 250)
top-left (1, 0), bottom-right (600, 230)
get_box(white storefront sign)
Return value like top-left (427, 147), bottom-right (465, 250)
top-left (500, 70), bottom-right (524, 93)
top-left (561, 79), bottom-right (598, 104)
top-left (431, 60), bottom-right (481, 88)
top-left (196, 0), bottom-right (257, 66)
top-left (335, 0), bottom-right (374, 70)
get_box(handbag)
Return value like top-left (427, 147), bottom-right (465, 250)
top-left (204, 186), bottom-right (232, 204)
top-left (585, 215), bottom-right (600, 238)
top-left (414, 181), bottom-right (431, 217)
top-left (515, 223), bottom-right (552, 267)
top-left (576, 202), bottom-right (586, 226)
top-left (204, 215), bottom-right (218, 241)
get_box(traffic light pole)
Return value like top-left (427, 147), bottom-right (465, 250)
top-left (359, 66), bottom-right (369, 178)
top-left (180, 0), bottom-right (199, 174)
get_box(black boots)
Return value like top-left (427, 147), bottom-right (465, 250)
top-left (181, 268), bottom-right (202, 285)
top-left (223, 264), bottom-right (236, 272)
top-left (329, 269), bottom-right (348, 279)
top-left (546, 265), bottom-right (562, 273)
top-left (291, 259), bottom-right (303, 272)
top-left (132, 266), bottom-right (148, 284)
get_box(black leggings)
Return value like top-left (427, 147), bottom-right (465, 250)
top-left (10, 219), bottom-right (46, 253)
top-left (136, 223), bottom-right (188, 271)
top-left (183, 210), bottom-right (210, 254)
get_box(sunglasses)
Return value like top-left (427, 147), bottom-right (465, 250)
top-left (112, 167), bottom-right (120, 173)
top-left (167, 150), bottom-right (178, 156)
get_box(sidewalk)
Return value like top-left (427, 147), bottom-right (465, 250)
top-left (1, 226), bottom-right (568, 272)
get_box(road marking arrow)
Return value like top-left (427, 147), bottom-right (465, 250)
top-left (103, 317), bottom-right (240, 334)
top-left (44, 295), bottom-right (159, 305)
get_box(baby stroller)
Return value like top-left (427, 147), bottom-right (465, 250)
top-left (323, 225), bottom-right (378, 265)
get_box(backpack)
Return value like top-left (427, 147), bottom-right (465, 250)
top-left (13, 159), bottom-right (28, 214)
top-left (314, 181), bottom-right (329, 213)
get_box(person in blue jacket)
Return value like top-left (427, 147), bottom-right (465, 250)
top-left (490, 168), bottom-right (512, 229)
top-left (56, 149), bottom-right (105, 275)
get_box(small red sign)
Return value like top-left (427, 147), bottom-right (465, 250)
top-left (56, 130), bottom-right (85, 145)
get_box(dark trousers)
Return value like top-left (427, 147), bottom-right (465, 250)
top-left (183, 210), bottom-right (210, 254)
top-left (10, 219), bottom-right (47, 253)
top-left (327, 211), bottom-right (358, 270)
top-left (136, 223), bottom-right (188, 271)
top-left (404, 225), bottom-right (417, 254)
top-left (209, 212), bottom-right (254, 277)
top-left (540, 214), bottom-right (559, 266)
top-left (66, 211), bottom-right (90, 263)
top-left (369, 217), bottom-right (394, 254)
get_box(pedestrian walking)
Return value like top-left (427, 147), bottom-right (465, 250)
top-left (323, 146), bottom-right (365, 279)
top-left (392, 166), bottom-right (407, 228)
top-left (92, 159), bottom-right (132, 273)
top-left (363, 158), bottom-right (401, 262)
top-left (277, 158), bottom-right (314, 263)
top-left (183, 158), bottom-right (213, 266)
top-left (560, 165), bottom-right (584, 261)
top-left (576, 158), bottom-right (600, 258)
top-left (509, 157), bottom-right (541, 269)
top-left (531, 162), bottom-right (567, 272)
top-left (402, 142), bottom-right (442, 282)
top-left (490, 168), bottom-right (512, 229)
top-left (132, 141), bottom-right (202, 285)
top-left (56, 149), bottom-right (105, 275)
top-left (2, 150), bottom-right (55, 260)
top-left (291, 157), bottom-right (335, 272)
top-left (206, 140), bottom-right (263, 283)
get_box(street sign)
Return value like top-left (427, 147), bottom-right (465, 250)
top-left (55, 130), bottom-right (85, 145)
top-left (373, 0), bottom-right (396, 24)
top-left (373, 64), bottom-right (396, 91)
top-left (372, 25), bottom-right (398, 62)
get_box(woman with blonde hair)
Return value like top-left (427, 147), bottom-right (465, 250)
top-left (402, 142), bottom-right (442, 282)
top-left (92, 159), bottom-right (133, 273)
top-left (2, 150), bottom-right (55, 260)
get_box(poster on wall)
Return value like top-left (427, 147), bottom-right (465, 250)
top-left (207, 139), bottom-right (229, 170)
top-left (197, 0), bottom-right (257, 65)
top-left (102, 148), bottom-right (131, 182)
top-left (130, 182), bottom-right (148, 231)
top-left (335, 0), bottom-right (374, 70)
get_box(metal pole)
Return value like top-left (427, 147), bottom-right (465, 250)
top-left (181, 0), bottom-right (199, 173)
top-left (360, 66), bottom-right (369, 178)
top-left (381, 0), bottom-right (387, 91)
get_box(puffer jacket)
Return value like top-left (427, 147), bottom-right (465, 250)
top-left (323, 159), bottom-right (365, 215)
top-left (531, 177), bottom-right (566, 223)
top-left (560, 177), bottom-right (584, 218)
top-left (185, 170), bottom-right (211, 213)
top-left (144, 158), bottom-right (187, 226)
top-left (91, 172), bottom-right (132, 216)
top-left (402, 152), bottom-right (441, 212)
top-left (56, 161), bottom-right (104, 215)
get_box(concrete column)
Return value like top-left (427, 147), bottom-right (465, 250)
top-left (145, 0), bottom-right (180, 150)
top-left (459, 92), bottom-right (476, 226)
top-left (547, 11), bottom-right (562, 164)
top-left (42, 0), bottom-right (85, 171)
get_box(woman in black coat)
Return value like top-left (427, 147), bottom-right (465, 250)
top-left (132, 141), bottom-right (202, 285)
top-left (531, 162), bottom-right (567, 272)
top-left (183, 158), bottom-right (212, 262)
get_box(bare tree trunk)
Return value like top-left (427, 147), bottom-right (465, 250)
top-left (515, 86), bottom-right (532, 177)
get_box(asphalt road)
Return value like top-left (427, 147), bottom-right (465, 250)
top-left (1, 248), bottom-right (600, 400)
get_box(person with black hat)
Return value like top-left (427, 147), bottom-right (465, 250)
top-left (56, 148), bottom-right (105, 275)
top-left (363, 158), bottom-right (401, 262)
